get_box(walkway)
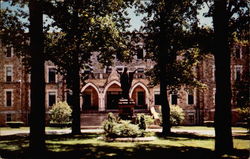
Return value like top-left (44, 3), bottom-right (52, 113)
top-left (0, 128), bottom-right (247, 137)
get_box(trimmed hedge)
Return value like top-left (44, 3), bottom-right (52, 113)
top-left (49, 122), bottom-right (72, 128)
top-left (6, 121), bottom-right (24, 128)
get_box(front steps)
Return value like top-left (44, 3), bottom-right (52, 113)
top-left (80, 110), bottom-right (151, 127)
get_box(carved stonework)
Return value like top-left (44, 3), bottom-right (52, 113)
top-left (106, 67), bottom-right (119, 84)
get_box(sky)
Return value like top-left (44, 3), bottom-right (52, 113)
top-left (1, 1), bottom-right (212, 32)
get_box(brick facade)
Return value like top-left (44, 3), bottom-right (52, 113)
top-left (0, 40), bottom-right (249, 126)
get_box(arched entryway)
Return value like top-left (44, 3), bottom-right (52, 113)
top-left (104, 81), bottom-right (122, 110)
top-left (81, 83), bottom-right (99, 111)
top-left (130, 82), bottom-right (149, 109)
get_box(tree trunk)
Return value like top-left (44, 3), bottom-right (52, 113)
top-left (29, 0), bottom-right (46, 154)
top-left (213, 0), bottom-right (233, 155)
top-left (71, 1), bottom-right (81, 134)
top-left (71, 51), bottom-right (81, 134)
top-left (159, 10), bottom-right (171, 135)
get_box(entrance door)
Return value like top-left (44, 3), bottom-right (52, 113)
top-left (83, 94), bottom-right (91, 110)
top-left (107, 91), bottom-right (122, 109)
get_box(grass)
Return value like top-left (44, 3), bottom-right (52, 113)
top-left (0, 131), bottom-right (249, 159)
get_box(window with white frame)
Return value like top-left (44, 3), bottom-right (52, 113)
top-left (5, 65), bottom-right (13, 82)
top-left (170, 93), bottom-right (178, 105)
top-left (48, 91), bottom-right (57, 107)
top-left (234, 65), bottom-right (242, 81)
top-left (6, 114), bottom-right (12, 122)
top-left (5, 90), bottom-right (13, 107)
top-left (48, 67), bottom-right (57, 83)
top-left (154, 91), bottom-right (161, 105)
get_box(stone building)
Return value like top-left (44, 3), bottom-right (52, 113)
top-left (0, 40), bottom-right (248, 126)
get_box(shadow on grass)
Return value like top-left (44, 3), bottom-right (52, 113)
top-left (0, 133), bottom-right (249, 159)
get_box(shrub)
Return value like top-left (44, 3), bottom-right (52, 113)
top-left (6, 121), bottom-right (24, 128)
top-left (170, 105), bottom-right (185, 125)
top-left (159, 105), bottom-right (185, 126)
top-left (49, 101), bottom-right (72, 124)
top-left (136, 114), bottom-right (154, 129)
top-left (236, 107), bottom-right (250, 129)
top-left (103, 113), bottom-right (142, 138)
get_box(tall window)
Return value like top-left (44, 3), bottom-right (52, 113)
top-left (5, 90), bottom-right (12, 107)
top-left (137, 92), bottom-right (145, 106)
top-left (234, 65), bottom-right (242, 81)
top-left (137, 49), bottom-right (144, 59)
top-left (188, 93), bottom-right (194, 105)
top-left (6, 47), bottom-right (13, 57)
top-left (154, 92), bottom-right (161, 105)
top-left (48, 91), bottom-right (56, 107)
top-left (6, 114), bottom-right (12, 122)
top-left (171, 94), bottom-right (178, 105)
top-left (5, 66), bottom-right (13, 82)
top-left (48, 67), bottom-right (56, 83)
top-left (235, 47), bottom-right (242, 59)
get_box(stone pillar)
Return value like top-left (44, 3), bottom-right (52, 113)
top-left (98, 94), bottom-right (105, 111)
top-left (80, 95), bottom-right (83, 111)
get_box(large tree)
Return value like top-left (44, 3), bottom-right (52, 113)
top-left (211, 0), bottom-right (249, 154)
top-left (1, 0), bottom-right (46, 154)
top-left (136, 0), bottom-right (202, 135)
top-left (205, 0), bottom-right (249, 154)
top-left (43, 0), bottom-right (132, 134)
top-left (29, 0), bottom-right (46, 153)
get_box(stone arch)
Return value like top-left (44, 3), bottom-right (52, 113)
top-left (103, 80), bottom-right (122, 109)
top-left (129, 82), bottom-right (149, 98)
top-left (81, 82), bottom-right (100, 95)
top-left (103, 80), bottom-right (121, 97)
top-left (130, 82), bottom-right (150, 109)
top-left (81, 82), bottom-right (100, 111)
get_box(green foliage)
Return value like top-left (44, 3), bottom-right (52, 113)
top-left (170, 105), bottom-right (185, 125)
top-left (103, 113), bottom-right (143, 138)
top-left (136, 114), bottom-right (154, 129)
top-left (49, 101), bottom-right (72, 124)
top-left (236, 107), bottom-right (250, 122)
top-left (138, 115), bottom-right (146, 130)
top-left (159, 105), bottom-right (185, 126)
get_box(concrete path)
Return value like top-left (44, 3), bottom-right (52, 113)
top-left (0, 128), bottom-right (248, 137)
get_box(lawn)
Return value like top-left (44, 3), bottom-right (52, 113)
top-left (0, 131), bottom-right (249, 159)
